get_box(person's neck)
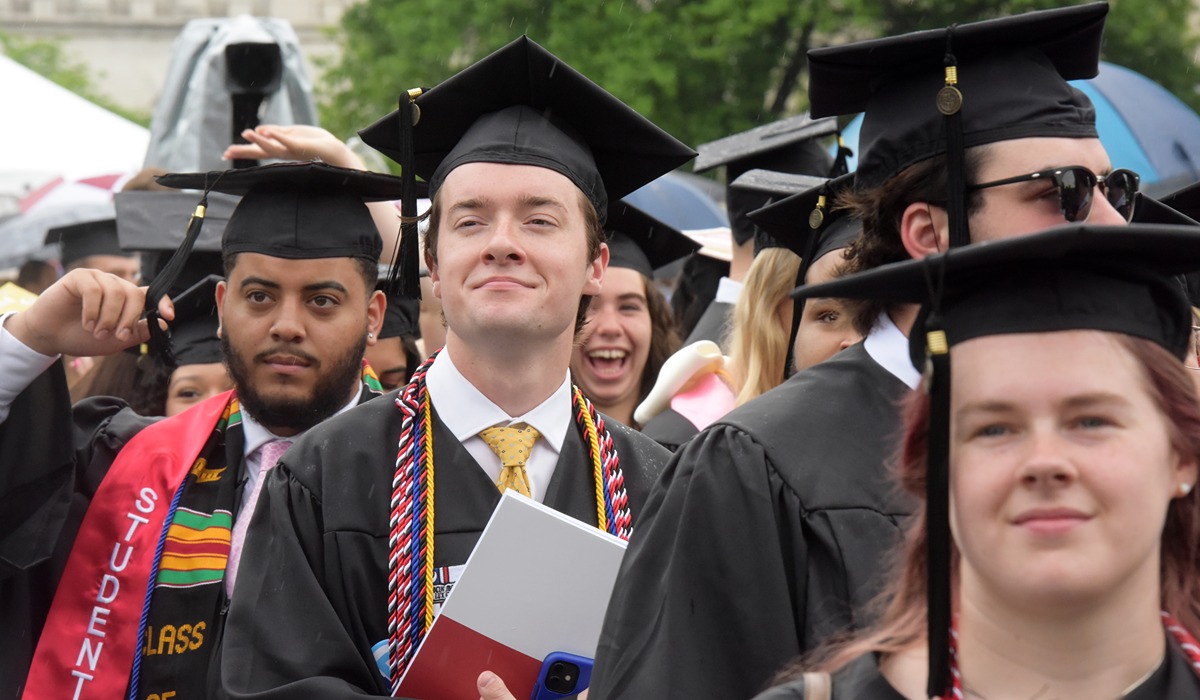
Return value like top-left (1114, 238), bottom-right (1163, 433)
top-left (954, 571), bottom-right (1165, 699)
top-left (595, 393), bottom-right (637, 428)
top-left (729, 237), bottom-right (754, 283)
top-left (445, 332), bottom-right (570, 417)
top-left (887, 304), bottom-right (919, 338)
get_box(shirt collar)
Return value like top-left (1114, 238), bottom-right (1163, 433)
top-left (425, 347), bottom-right (571, 453)
top-left (241, 384), bottom-right (364, 458)
top-left (863, 312), bottom-right (922, 390)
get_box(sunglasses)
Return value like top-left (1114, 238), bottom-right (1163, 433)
top-left (968, 166), bottom-right (1140, 223)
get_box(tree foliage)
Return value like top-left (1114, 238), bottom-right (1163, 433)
top-left (0, 30), bottom-right (150, 126)
top-left (319, 0), bottom-right (1199, 158)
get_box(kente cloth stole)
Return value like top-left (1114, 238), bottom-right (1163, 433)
top-left (22, 390), bottom-right (236, 700)
top-left (385, 350), bottom-right (634, 693)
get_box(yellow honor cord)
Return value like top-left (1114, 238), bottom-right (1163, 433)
top-left (576, 388), bottom-right (608, 532)
top-left (421, 398), bottom-right (436, 629)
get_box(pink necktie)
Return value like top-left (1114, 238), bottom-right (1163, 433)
top-left (225, 439), bottom-right (292, 596)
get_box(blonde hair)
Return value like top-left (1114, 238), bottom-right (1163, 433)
top-left (726, 247), bottom-right (801, 406)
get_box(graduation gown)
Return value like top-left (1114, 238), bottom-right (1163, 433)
top-left (640, 406), bottom-right (701, 452)
top-left (683, 300), bottom-right (734, 350)
top-left (590, 342), bottom-right (915, 700)
top-left (752, 638), bottom-right (1200, 699)
top-left (221, 393), bottom-right (669, 699)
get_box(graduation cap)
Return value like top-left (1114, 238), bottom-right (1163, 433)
top-left (606, 200), bottom-right (700, 278)
top-left (727, 169), bottom-right (826, 256)
top-left (694, 114), bottom-right (836, 245)
top-left (808, 2), bottom-right (1106, 249)
top-left (168, 274), bottom-right (223, 366)
top-left (791, 222), bottom-right (1200, 697)
top-left (358, 36), bottom-right (697, 298)
top-left (44, 218), bottom-right (129, 268)
top-left (746, 172), bottom-right (860, 380)
top-left (1161, 180), bottom-right (1200, 223)
top-left (115, 190), bottom-right (238, 291)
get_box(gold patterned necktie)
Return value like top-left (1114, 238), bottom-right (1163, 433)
top-left (479, 424), bottom-right (540, 498)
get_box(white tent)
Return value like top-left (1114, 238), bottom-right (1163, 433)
top-left (1, 54), bottom-right (150, 194)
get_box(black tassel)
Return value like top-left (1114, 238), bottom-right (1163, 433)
top-left (941, 27), bottom-right (970, 249)
top-left (142, 193), bottom-right (211, 366)
top-left (388, 88), bottom-right (423, 300)
top-left (783, 187), bottom-right (830, 381)
top-left (924, 325), bottom-right (953, 700)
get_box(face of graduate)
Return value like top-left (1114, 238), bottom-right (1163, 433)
top-left (571, 266), bottom-right (653, 417)
top-left (429, 162), bottom-right (605, 350)
top-left (792, 249), bottom-right (861, 372)
top-left (73, 254), bottom-right (141, 284)
top-left (967, 137), bottom-right (1128, 242)
top-left (216, 253), bottom-right (385, 435)
top-left (165, 362), bottom-right (234, 417)
top-left (948, 330), bottom-right (1195, 614)
top-left (364, 335), bottom-right (409, 392)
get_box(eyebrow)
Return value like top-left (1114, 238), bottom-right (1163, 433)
top-left (956, 391), bottom-right (1131, 418)
top-left (616, 292), bottom-right (648, 302)
top-left (239, 276), bottom-right (347, 294)
top-left (519, 195), bottom-right (568, 212)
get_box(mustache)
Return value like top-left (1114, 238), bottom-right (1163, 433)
top-left (254, 347), bottom-right (320, 365)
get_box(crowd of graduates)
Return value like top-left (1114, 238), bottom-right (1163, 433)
top-left (6, 2), bottom-right (1200, 699)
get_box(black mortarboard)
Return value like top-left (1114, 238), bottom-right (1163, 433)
top-left (727, 169), bottom-right (826, 256)
top-left (605, 200), bottom-right (700, 278)
top-left (44, 218), bottom-right (129, 268)
top-left (694, 114), bottom-right (836, 245)
top-left (792, 222), bottom-right (1200, 697)
top-left (115, 190), bottom-right (238, 291)
top-left (808, 3), bottom-right (1106, 250)
top-left (747, 172), bottom-right (860, 381)
top-left (1161, 181), bottom-right (1200, 223)
top-left (168, 274), bottom-right (223, 366)
top-left (359, 36), bottom-right (697, 297)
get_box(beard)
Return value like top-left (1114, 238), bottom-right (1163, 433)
top-left (221, 332), bottom-right (367, 433)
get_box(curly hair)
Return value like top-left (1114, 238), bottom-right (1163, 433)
top-left (836, 148), bottom-right (990, 335)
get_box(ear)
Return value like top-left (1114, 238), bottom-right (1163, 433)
top-left (425, 250), bottom-right (441, 299)
top-left (584, 242), bottom-right (609, 297)
top-left (214, 280), bottom-right (227, 338)
top-left (900, 202), bottom-right (950, 260)
top-left (1174, 449), bottom-right (1198, 500)
top-left (366, 289), bottom-right (386, 346)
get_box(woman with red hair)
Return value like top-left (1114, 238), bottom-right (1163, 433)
top-left (760, 224), bottom-right (1200, 699)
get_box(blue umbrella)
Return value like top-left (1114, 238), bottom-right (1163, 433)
top-left (833, 61), bottom-right (1200, 193)
top-left (624, 171), bottom-right (728, 231)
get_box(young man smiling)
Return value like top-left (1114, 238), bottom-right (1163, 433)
top-left (219, 37), bottom-right (693, 698)
top-left (0, 162), bottom-right (400, 700)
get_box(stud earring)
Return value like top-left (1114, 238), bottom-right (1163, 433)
top-left (367, 332), bottom-right (374, 339)
top-left (1181, 483), bottom-right (1193, 497)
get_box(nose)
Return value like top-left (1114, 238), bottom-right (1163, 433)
top-left (1017, 429), bottom-right (1079, 490)
top-left (588, 303), bottom-right (622, 338)
top-left (481, 218), bottom-right (525, 263)
top-left (269, 297), bottom-right (306, 343)
top-left (1087, 185), bottom-right (1129, 226)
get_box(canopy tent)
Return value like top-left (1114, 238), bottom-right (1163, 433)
top-left (0, 54), bottom-right (149, 195)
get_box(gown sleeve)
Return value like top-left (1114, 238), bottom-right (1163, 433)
top-left (590, 423), bottom-right (809, 700)
top-left (220, 457), bottom-right (394, 699)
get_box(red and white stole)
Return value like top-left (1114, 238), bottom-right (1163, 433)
top-left (22, 390), bottom-right (234, 700)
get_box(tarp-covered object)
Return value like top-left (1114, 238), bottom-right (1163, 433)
top-left (143, 15), bottom-right (318, 173)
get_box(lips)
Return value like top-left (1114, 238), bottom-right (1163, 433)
top-left (585, 348), bottom-right (629, 379)
top-left (475, 276), bottom-right (531, 290)
top-left (259, 351), bottom-right (315, 375)
top-left (1012, 507), bottom-right (1091, 534)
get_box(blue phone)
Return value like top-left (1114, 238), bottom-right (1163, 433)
top-left (530, 651), bottom-right (593, 700)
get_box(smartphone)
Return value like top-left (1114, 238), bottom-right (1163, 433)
top-left (530, 651), bottom-right (593, 700)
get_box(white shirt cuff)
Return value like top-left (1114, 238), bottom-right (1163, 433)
top-left (714, 277), bottom-right (743, 305)
top-left (0, 312), bottom-right (62, 424)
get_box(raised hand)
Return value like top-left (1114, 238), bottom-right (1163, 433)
top-left (223, 125), bottom-right (367, 170)
top-left (3, 269), bottom-right (174, 358)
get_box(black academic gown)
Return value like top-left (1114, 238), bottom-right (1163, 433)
top-left (683, 300), bottom-right (734, 350)
top-left (590, 342), bottom-right (915, 700)
top-left (752, 638), bottom-right (1200, 699)
top-left (220, 393), bottom-right (668, 699)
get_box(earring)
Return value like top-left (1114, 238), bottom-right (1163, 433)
top-left (1180, 483), bottom-right (1193, 497)
top-left (367, 332), bottom-right (374, 339)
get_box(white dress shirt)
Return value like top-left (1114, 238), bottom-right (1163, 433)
top-left (863, 312), bottom-right (922, 390)
top-left (0, 312), bottom-right (62, 424)
top-left (424, 347), bottom-right (571, 503)
top-left (713, 276), bottom-right (743, 305)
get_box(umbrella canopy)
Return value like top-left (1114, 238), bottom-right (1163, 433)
top-left (833, 61), bottom-right (1200, 194)
top-left (0, 173), bottom-right (125, 269)
top-left (623, 171), bottom-right (728, 231)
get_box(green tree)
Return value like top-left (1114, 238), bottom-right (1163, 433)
top-left (319, 0), bottom-right (1199, 159)
top-left (0, 30), bottom-right (150, 126)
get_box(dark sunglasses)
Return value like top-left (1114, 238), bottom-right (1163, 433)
top-left (968, 166), bottom-right (1140, 223)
